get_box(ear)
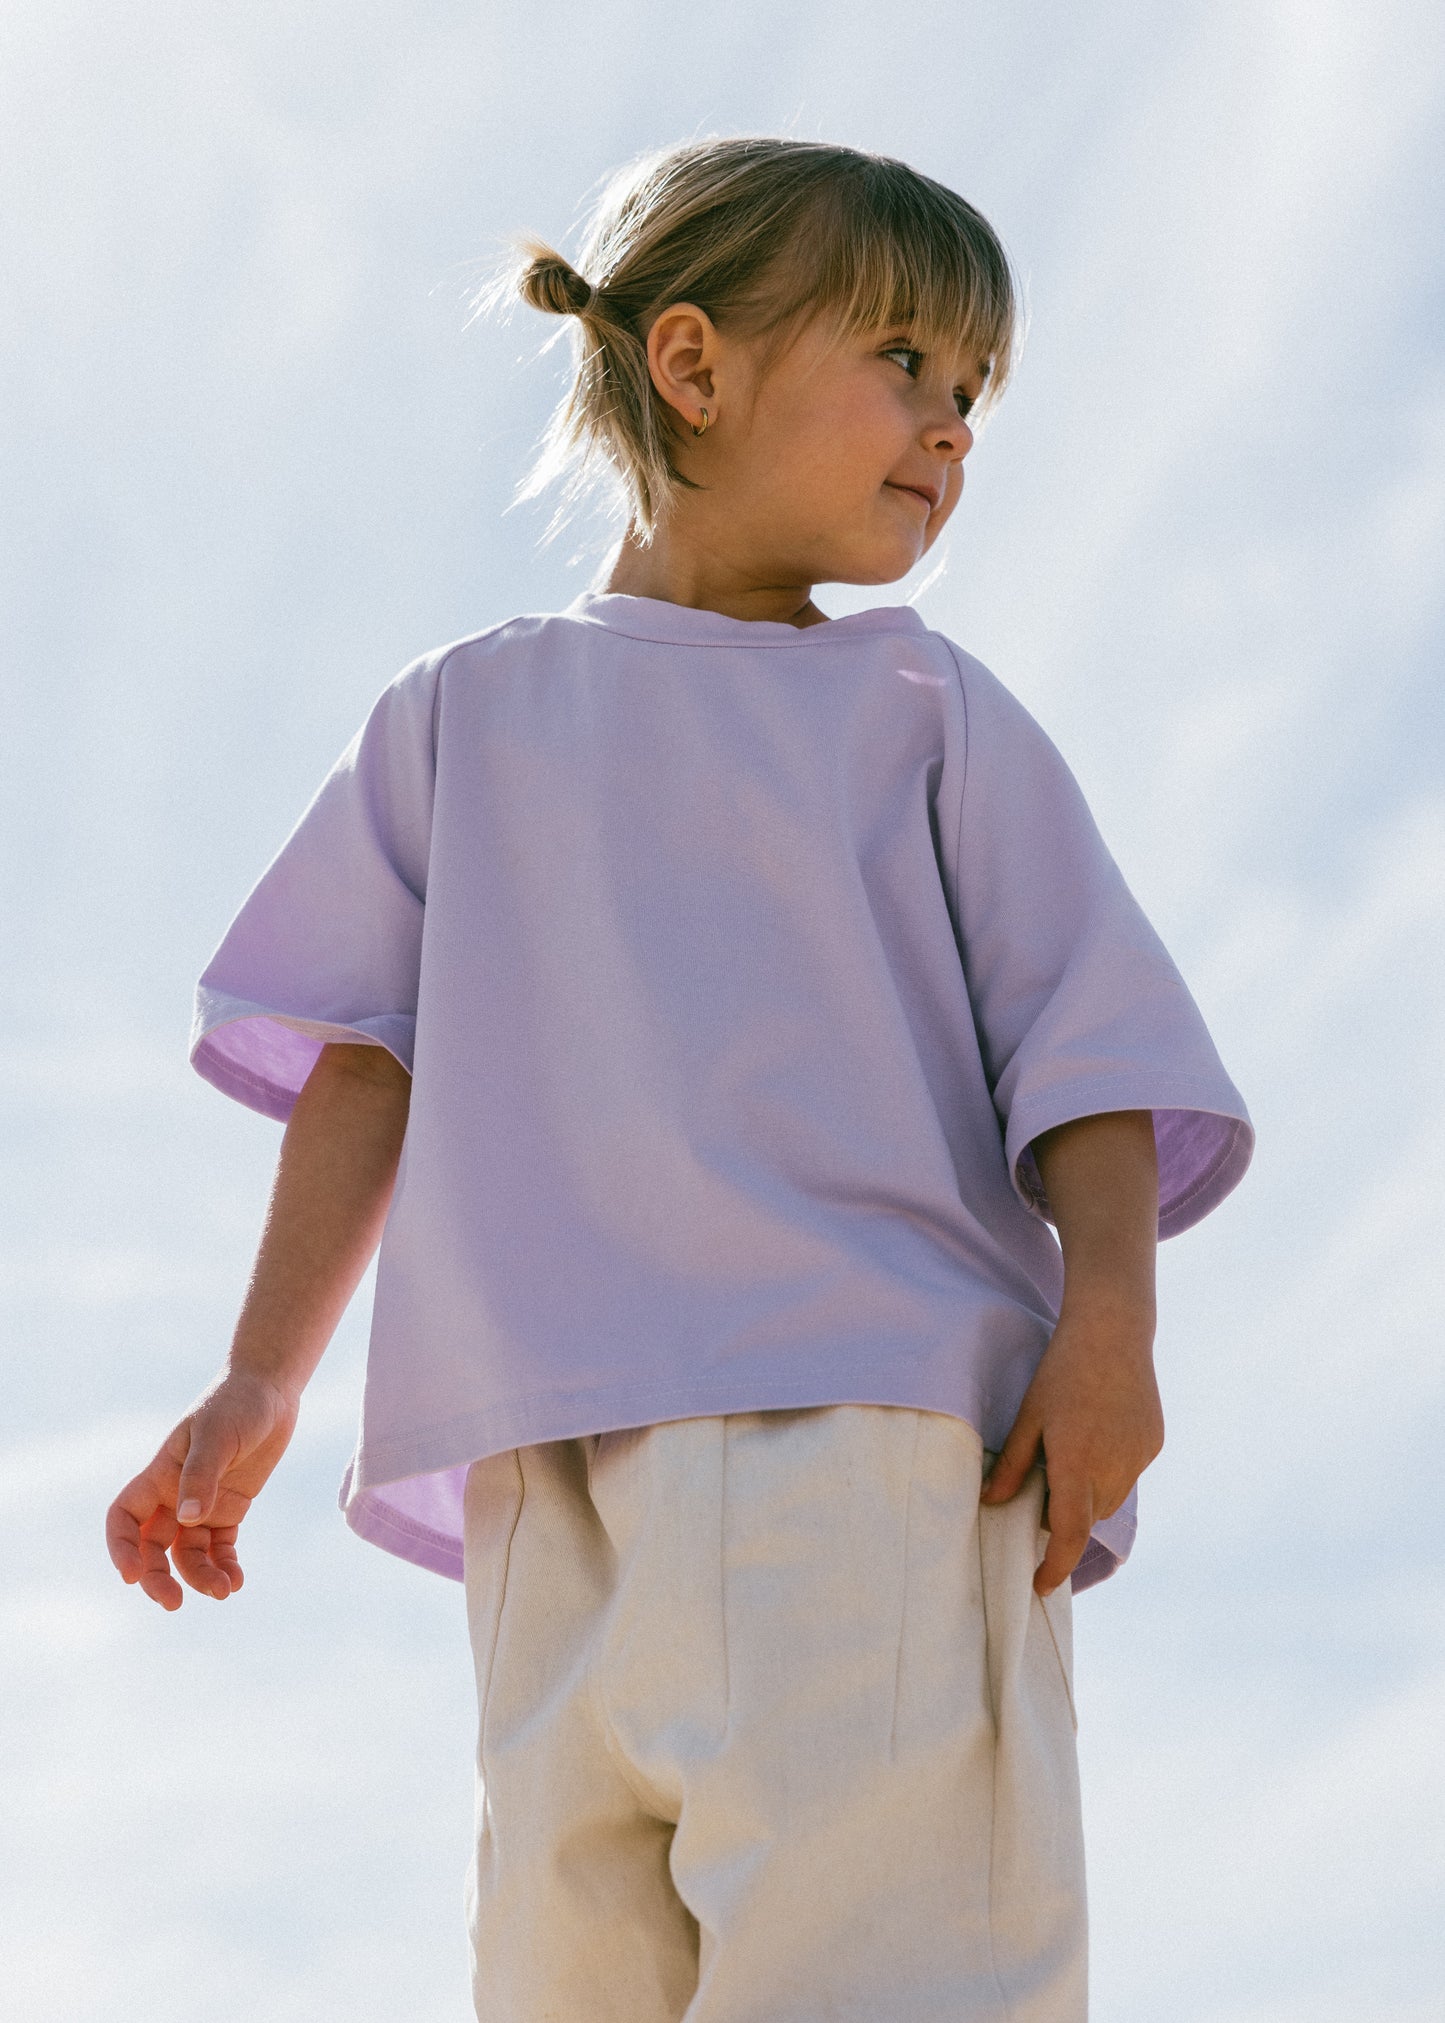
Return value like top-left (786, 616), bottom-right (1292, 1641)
top-left (645, 302), bottom-right (719, 430)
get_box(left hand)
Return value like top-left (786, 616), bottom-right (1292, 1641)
top-left (979, 1300), bottom-right (1164, 1597)
top-left (105, 1369), bottom-right (300, 1610)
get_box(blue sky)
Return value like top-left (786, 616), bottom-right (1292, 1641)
top-left (2, 3), bottom-right (1443, 2018)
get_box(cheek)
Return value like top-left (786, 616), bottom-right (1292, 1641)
top-left (748, 375), bottom-right (904, 507)
top-left (777, 423), bottom-right (878, 505)
top-left (801, 377), bottom-right (899, 465)
top-left (840, 424), bottom-right (913, 515)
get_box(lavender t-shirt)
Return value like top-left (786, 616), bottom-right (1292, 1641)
top-left (191, 590), bottom-right (1253, 1592)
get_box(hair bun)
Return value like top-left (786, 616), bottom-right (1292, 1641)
top-left (519, 247), bottom-right (598, 319)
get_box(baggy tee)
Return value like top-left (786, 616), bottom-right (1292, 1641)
top-left (190, 590), bottom-right (1254, 1593)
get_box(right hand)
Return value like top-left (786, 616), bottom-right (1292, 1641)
top-left (105, 1370), bottom-right (300, 1609)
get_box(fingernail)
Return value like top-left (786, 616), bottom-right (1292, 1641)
top-left (177, 1499), bottom-right (202, 1522)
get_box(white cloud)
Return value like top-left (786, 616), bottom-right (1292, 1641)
top-left (1082, 1637), bottom-right (1445, 2019)
top-left (0, 1243), bottom-right (230, 1305)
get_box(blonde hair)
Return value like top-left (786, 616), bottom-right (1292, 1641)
top-left (473, 135), bottom-right (1021, 545)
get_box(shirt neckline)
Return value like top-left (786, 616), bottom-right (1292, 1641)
top-left (562, 589), bottom-right (929, 648)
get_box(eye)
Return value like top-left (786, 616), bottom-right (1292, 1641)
top-left (882, 344), bottom-right (977, 421)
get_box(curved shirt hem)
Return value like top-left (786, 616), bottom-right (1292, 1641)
top-left (338, 1364), bottom-right (1138, 1597)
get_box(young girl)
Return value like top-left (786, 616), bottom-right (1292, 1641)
top-left (107, 137), bottom-right (1254, 2020)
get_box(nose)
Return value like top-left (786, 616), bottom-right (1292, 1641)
top-left (929, 410), bottom-right (973, 460)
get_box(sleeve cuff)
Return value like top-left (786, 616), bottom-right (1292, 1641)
top-left (1005, 1075), bottom-right (1255, 1240)
top-left (189, 994), bottom-right (416, 1122)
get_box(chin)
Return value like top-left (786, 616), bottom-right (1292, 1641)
top-left (805, 534), bottom-right (918, 590)
top-left (833, 544), bottom-right (925, 588)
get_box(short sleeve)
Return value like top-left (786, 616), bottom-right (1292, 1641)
top-left (188, 651), bottom-right (440, 1121)
top-left (946, 644), bottom-right (1254, 1238)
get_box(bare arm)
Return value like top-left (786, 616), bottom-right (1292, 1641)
top-left (978, 1108), bottom-right (1162, 1596)
top-left (106, 1042), bottom-right (412, 1608)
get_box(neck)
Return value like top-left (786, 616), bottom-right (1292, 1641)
top-left (597, 525), bottom-right (831, 629)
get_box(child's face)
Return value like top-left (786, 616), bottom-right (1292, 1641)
top-left (669, 307), bottom-right (987, 590)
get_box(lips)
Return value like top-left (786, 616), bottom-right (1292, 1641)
top-left (889, 482), bottom-right (938, 511)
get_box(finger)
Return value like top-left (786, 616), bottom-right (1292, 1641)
top-left (209, 1527), bottom-right (245, 1593)
top-left (138, 1561), bottom-right (185, 1610)
top-left (105, 1496), bottom-right (145, 1584)
top-left (175, 1419), bottom-right (238, 1528)
top-left (1034, 1477), bottom-right (1094, 1596)
top-left (106, 1464), bottom-right (176, 1584)
top-left (109, 1512), bottom-right (180, 1601)
top-left (172, 1524), bottom-right (242, 1600)
top-left (980, 1412), bottom-right (1042, 1503)
top-left (136, 1520), bottom-right (186, 1610)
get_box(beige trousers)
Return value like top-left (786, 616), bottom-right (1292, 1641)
top-left (462, 1405), bottom-right (1087, 2022)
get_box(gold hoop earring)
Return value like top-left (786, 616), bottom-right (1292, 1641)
top-left (690, 407), bottom-right (710, 438)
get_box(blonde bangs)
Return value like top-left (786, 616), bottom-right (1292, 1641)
top-left (750, 175), bottom-right (1019, 411)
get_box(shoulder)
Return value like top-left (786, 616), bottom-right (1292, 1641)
top-left (914, 625), bottom-right (1093, 823)
top-left (361, 610), bottom-right (579, 748)
top-left (915, 625), bottom-right (1063, 749)
top-left (914, 625), bottom-right (1032, 716)
top-left (379, 611), bottom-right (556, 698)
top-left (421, 610), bottom-right (585, 687)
